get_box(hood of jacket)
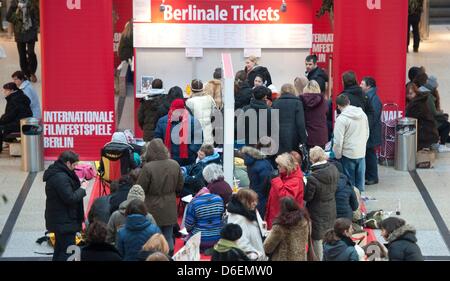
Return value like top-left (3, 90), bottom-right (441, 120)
top-left (387, 225), bottom-right (418, 244)
top-left (125, 214), bottom-right (152, 231)
top-left (227, 195), bottom-right (257, 222)
top-left (324, 237), bottom-right (355, 260)
top-left (144, 88), bottom-right (165, 97)
top-left (19, 80), bottom-right (32, 91)
top-left (146, 139), bottom-right (170, 161)
top-left (201, 152), bottom-right (220, 164)
top-left (118, 200), bottom-right (128, 215)
top-left (213, 239), bottom-right (240, 253)
top-left (311, 162), bottom-right (339, 185)
top-left (340, 105), bottom-right (367, 121)
top-left (208, 79), bottom-right (221, 87)
top-left (301, 93), bottom-right (325, 109)
top-left (248, 99), bottom-right (269, 110)
top-left (43, 160), bottom-right (78, 183)
top-left (241, 146), bottom-right (265, 160)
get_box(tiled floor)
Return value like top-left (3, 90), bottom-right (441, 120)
top-left (1, 25), bottom-right (450, 259)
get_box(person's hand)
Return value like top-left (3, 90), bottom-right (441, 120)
top-left (80, 180), bottom-right (89, 189)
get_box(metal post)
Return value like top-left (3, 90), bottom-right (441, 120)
top-left (221, 53), bottom-right (235, 186)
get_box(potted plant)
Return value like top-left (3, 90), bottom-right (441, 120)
top-left (317, 0), bottom-right (334, 27)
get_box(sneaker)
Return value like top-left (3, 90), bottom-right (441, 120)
top-left (438, 144), bottom-right (450, 153)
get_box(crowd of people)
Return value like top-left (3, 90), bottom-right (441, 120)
top-left (36, 53), bottom-right (432, 262)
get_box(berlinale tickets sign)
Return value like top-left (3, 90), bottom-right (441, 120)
top-left (133, 0), bottom-right (313, 49)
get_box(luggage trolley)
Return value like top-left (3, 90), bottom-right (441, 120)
top-left (378, 103), bottom-right (399, 166)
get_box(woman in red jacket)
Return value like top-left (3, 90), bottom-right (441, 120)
top-left (265, 153), bottom-right (305, 230)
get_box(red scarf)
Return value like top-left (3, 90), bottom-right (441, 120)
top-left (165, 99), bottom-right (189, 159)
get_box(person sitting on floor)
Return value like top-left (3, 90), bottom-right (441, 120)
top-left (181, 144), bottom-right (222, 196)
top-left (203, 164), bottom-right (233, 205)
top-left (211, 223), bottom-right (250, 261)
top-left (323, 218), bottom-right (359, 261)
top-left (184, 187), bottom-right (224, 252)
top-left (81, 221), bottom-right (122, 261)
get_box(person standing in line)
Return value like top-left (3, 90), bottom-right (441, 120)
top-left (136, 139), bottom-right (184, 256)
top-left (138, 79), bottom-right (165, 142)
top-left (360, 77), bottom-right (382, 185)
top-left (80, 221), bottom-right (122, 261)
top-left (6, 0), bottom-right (39, 82)
top-left (11, 70), bottom-right (41, 118)
top-left (44, 151), bottom-right (87, 261)
top-left (408, 0), bottom-right (424, 53)
top-left (305, 55), bottom-right (328, 93)
top-left (333, 95), bottom-right (369, 193)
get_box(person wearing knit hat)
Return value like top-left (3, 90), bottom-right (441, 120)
top-left (186, 79), bottom-right (216, 145)
top-left (106, 184), bottom-right (156, 245)
top-left (154, 99), bottom-right (203, 166)
top-left (211, 224), bottom-right (249, 261)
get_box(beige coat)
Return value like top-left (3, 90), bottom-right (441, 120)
top-left (263, 219), bottom-right (309, 261)
top-left (136, 140), bottom-right (184, 226)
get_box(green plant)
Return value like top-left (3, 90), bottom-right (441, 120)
top-left (317, 0), bottom-right (333, 18)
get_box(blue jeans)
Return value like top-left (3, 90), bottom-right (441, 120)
top-left (365, 147), bottom-right (379, 182)
top-left (340, 156), bottom-right (366, 192)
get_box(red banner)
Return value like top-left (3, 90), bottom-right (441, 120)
top-left (113, 0), bottom-right (133, 68)
top-left (332, 0), bottom-right (408, 118)
top-left (149, 0), bottom-right (312, 24)
top-left (310, 0), bottom-right (333, 70)
top-left (41, 0), bottom-right (116, 160)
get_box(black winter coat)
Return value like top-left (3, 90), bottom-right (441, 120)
top-left (304, 162), bottom-right (339, 240)
top-left (339, 85), bottom-right (374, 116)
top-left (272, 93), bottom-right (307, 154)
top-left (406, 93), bottom-right (439, 150)
top-left (44, 160), bottom-right (86, 234)
top-left (386, 225), bottom-right (424, 261)
top-left (307, 67), bottom-right (329, 93)
top-left (366, 88), bottom-right (383, 148)
top-left (138, 95), bottom-right (164, 141)
top-left (182, 153), bottom-right (222, 196)
top-left (0, 90), bottom-right (33, 132)
top-left (80, 243), bottom-right (122, 261)
top-left (246, 66), bottom-right (272, 88)
top-left (6, 0), bottom-right (39, 43)
top-left (239, 100), bottom-right (273, 146)
top-left (235, 82), bottom-right (253, 110)
top-left (109, 181), bottom-right (132, 214)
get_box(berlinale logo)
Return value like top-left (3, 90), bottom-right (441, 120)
top-left (367, 0), bottom-right (381, 10)
top-left (67, 0), bottom-right (81, 10)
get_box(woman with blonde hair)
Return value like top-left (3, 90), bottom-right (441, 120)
top-left (300, 80), bottom-right (329, 149)
top-left (226, 189), bottom-right (267, 260)
top-left (138, 233), bottom-right (171, 261)
top-left (294, 77), bottom-right (309, 96)
top-left (265, 153), bottom-right (304, 230)
top-left (244, 55), bottom-right (272, 88)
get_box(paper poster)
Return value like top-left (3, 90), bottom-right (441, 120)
top-left (172, 232), bottom-right (201, 261)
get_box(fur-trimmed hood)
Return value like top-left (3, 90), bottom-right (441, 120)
top-left (145, 138), bottom-right (170, 161)
top-left (241, 146), bottom-right (265, 160)
top-left (387, 225), bottom-right (418, 244)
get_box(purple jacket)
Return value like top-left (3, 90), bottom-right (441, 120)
top-left (300, 93), bottom-right (329, 147)
top-left (207, 179), bottom-right (233, 205)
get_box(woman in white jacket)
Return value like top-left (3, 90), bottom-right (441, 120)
top-left (186, 79), bottom-right (216, 144)
top-left (226, 189), bottom-right (267, 261)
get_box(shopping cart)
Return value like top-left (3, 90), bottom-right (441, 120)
top-left (378, 103), bottom-right (399, 166)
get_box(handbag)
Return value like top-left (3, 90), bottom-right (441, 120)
top-left (307, 222), bottom-right (319, 261)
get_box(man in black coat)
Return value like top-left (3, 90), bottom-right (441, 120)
top-left (44, 151), bottom-right (87, 261)
top-left (305, 55), bottom-right (329, 93)
top-left (7, 0), bottom-right (40, 82)
top-left (272, 83), bottom-right (307, 155)
top-left (338, 71), bottom-right (374, 118)
top-left (237, 86), bottom-right (274, 147)
top-left (361, 77), bottom-right (382, 185)
top-left (0, 82), bottom-right (32, 153)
